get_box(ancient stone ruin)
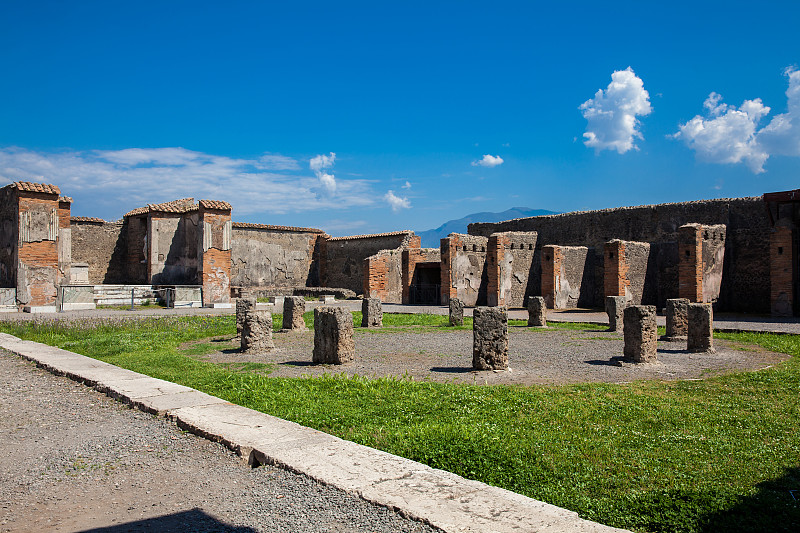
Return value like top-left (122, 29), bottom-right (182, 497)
top-left (282, 296), bottom-right (307, 331)
top-left (687, 303), bottom-right (715, 353)
top-left (449, 298), bottom-right (464, 326)
top-left (235, 297), bottom-right (257, 340)
top-left (664, 298), bottom-right (689, 341)
top-left (313, 307), bottom-right (355, 364)
top-left (605, 296), bottom-right (627, 333)
top-left (527, 296), bottom-right (546, 327)
top-left (361, 297), bottom-right (382, 327)
top-left (241, 310), bottom-right (275, 354)
top-left (623, 305), bottom-right (657, 364)
top-left (472, 306), bottom-right (508, 371)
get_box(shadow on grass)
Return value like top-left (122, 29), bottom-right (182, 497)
top-left (700, 466), bottom-right (800, 533)
top-left (80, 508), bottom-right (258, 532)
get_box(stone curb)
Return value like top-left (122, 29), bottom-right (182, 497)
top-left (0, 332), bottom-right (629, 533)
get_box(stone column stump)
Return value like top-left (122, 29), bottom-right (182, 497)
top-left (664, 298), bottom-right (689, 341)
top-left (241, 310), bottom-right (275, 354)
top-left (449, 298), bottom-right (464, 326)
top-left (282, 296), bottom-right (307, 331)
top-left (472, 306), bottom-right (508, 371)
top-left (235, 297), bottom-right (257, 340)
top-left (361, 297), bottom-right (382, 327)
top-left (687, 303), bottom-right (715, 353)
top-left (606, 296), bottom-right (627, 333)
top-left (313, 307), bottom-right (355, 364)
top-left (527, 296), bottom-right (547, 327)
top-left (623, 305), bottom-right (657, 363)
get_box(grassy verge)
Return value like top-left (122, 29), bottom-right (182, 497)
top-left (1, 315), bottom-right (798, 532)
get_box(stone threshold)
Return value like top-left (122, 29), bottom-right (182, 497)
top-left (0, 332), bottom-right (628, 533)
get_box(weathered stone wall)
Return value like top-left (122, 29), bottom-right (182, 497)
top-left (125, 216), bottom-right (148, 284)
top-left (487, 232), bottom-right (538, 308)
top-left (231, 223), bottom-right (323, 291)
top-left (17, 192), bottom-right (61, 306)
top-left (470, 197), bottom-right (769, 312)
top-left (0, 187), bottom-right (17, 288)
top-left (402, 248), bottom-right (440, 304)
top-left (605, 240), bottom-right (652, 305)
top-left (70, 219), bottom-right (127, 283)
top-left (441, 233), bottom-right (488, 306)
top-left (198, 203), bottom-right (232, 304)
top-left (322, 231), bottom-right (416, 295)
top-left (542, 245), bottom-right (594, 308)
top-left (363, 248), bottom-right (403, 303)
top-left (148, 214), bottom-right (200, 285)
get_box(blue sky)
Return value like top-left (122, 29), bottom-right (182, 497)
top-left (1, 1), bottom-right (799, 235)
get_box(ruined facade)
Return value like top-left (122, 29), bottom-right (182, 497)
top-left (2, 180), bottom-right (799, 316)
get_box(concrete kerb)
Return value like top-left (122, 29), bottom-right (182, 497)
top-left (0, 332), bottom-right (629, 533)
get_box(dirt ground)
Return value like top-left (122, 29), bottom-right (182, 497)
top-left (186, 325), bottom-right (790, 385)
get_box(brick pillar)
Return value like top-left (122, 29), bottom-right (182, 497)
top-left (363, 253), bottom-right (389, 301)
top-left (604, 240), bottom-right (628, 299)
top-left (770, 225), bottom-right (793, 317)
top-left (198, 200), bottom-right (232, 306)
top-left (58, 196), bottom-right (72, 283)
top-left (678, 224), bottom-right (703, 302)
top-left (440, 236), bottom-right (459, 305)
top-left (13, 182), bottom-right (62, 309)
top-left (402, 248), bottom-right (421, 304)
top-left (487, 234), bottom-right (509, 307)
top-left (541, 245), bottom-right (562, 309)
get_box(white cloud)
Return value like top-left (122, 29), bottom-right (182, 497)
top-left (257, 153), bottom-right (300, 170)
top-left (0, 147), bottom-right (374, 218)
top-left (757, 67), bottom-right (800, 158)
top-left (673, 93), bottom-right (770, 172)
top-left (384, 190), bottom-right (411, 212)
top-left (580, 67), bottom-right (652, 154)
top-left (471, 154), bottom-right (504, 167)
top-left (310, 152), bottom-right (336, 193)
top-left (401, 180), bottom-right (411, 189)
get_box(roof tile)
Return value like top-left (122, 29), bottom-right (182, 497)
top-left (11, 181), bottom-right (61, 195)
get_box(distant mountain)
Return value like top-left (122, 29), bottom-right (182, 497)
top-left (416, 207), bottom-right (558, 248)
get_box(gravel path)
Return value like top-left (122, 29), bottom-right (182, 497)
top-left (195, 325), bottom-right (789, 385)
top-left (0, 351), bottom-right (439, 533)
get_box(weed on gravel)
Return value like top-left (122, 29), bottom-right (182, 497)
top-left (2, 315), bottom-right (799, 533)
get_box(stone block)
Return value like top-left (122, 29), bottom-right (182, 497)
top-left (241, 310), bottom-right (275, 354)
top-left (0, 288), bottom-right (16, 306)
top-left (605, 296), bottom-right (627, 333)
top-left (665, 298), bottom-right (689, 340)
top-left (527, 296), bottom-right (546, 327)
top-left (623, 305), bottom-right (657, 363)
top-left (449, 298), bottom-right (464, 326)
top-left (472, 306), bottom-right (508, 370)
top-left (361, 297), bottom-right (382, 327)
top-left (687, 303), bottom-right (715, 353)
top-left (313, 307), bottom-right (355, 364)
top-left (69, 263), bottom-right (89, 284)
top-left (236, 297), bottom-right (257, 339)
top-left (282, 296), bottom-right (307, 331)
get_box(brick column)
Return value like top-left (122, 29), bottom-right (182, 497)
top-left (13, 182), bottom-right (62, 310)
top-left (363, 253), bottom-right (389, 301)
top-left (58, 196), bottom-right (72, 283)
top-left (770, 225), bottom-right (793, 317)
top-left (604, 240), bottom-right (628, 299)
top-left (487, 234), bottom-right (509, 307)
top-left (198, 200), bottom-right (232, 307)
top-left (440, 235), bottom-right (459, 305)
top-left (678, 224), bottom-right (703, 302)
top-left (541, 245), bottom-right (561, 309)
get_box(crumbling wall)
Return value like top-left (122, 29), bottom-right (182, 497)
top-left (0, 187), bottom-right (17, 288)
top-left (441, 233), bottom-right (488, 306)
top-left (322, 231), bottom-right (417, 295)
top-left (402, 248), bottom-right (441, 304)
top-left (125, 216), bottom-right (148, 284)
top-left (71, 218), bottom-right (127, 283)
top-left (198, 201), bottom-right (232, 304)
top-left (148, 214), bottom-right (199, 285)
top-left (364, 248), bottom-right (403, 303)
top-left (470, 197), bottom-right (768, 312)
top-left (487, 232), bottom-right (538, 308)
top-left (605, 240), bottom-right (652, 305)
top-left (542, 245), bottom-right (593, 309)
top-left (231, 223), bottom-right (323, 291)
top-left (17, 191), bottom-right (61, 306)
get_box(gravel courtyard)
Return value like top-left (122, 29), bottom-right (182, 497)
top-left (190, 325), bottom-right (789, 385)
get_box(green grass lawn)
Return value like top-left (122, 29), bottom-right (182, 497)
top-left (1, 314), bottom-right (798, 532)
